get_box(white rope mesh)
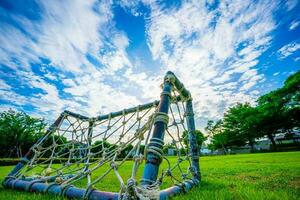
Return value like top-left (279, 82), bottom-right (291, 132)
top-left (12, 88), bottom-right (194, 199)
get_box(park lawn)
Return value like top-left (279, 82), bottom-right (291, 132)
top-left (0, 151), bottom-right (299, 200)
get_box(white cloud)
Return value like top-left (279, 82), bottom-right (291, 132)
top-left (289, 20), bottom-right (299, 30)
top-left (0, 79), bottom-right (11, 90)
top-left (0, 0), bottom-right (289, 131)
top-left (0, 0), bottom-right (143, 119)
top-left (2, 71), bottom-right (81, 117)
top-left (0, 1), bottom-right (103, 71)
top-left (278, 42), bottom-right (300, 59)
top-left (63, 72), bottom-right (141, 116)
top-left (0, 0), bottom-right (134, 76)
top-left (145, 0), bottom-right (277, 126)
top-left (285, 0), bottom-right (298, 11)
top-left (0, 86), bottom-right (28, 108)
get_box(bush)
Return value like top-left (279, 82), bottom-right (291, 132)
top-left (0, 158), bottom-right (20, 166)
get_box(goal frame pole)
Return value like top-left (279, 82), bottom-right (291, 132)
top-left (141, 71), bottom-right (200, 197)
top-left (3, 71), bottom-right (200, 200)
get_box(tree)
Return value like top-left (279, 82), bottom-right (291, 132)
top-left (0, 109), bottom-right (47, 158)
top-left (205, 120), bottom-right (228, 153)
top-left (280, 71), bottom-right (300, 129)
top-left (42, 134), bottom-right (68, 158)
top-left (206, 104), bottom-right (262, 153)
top-left (256, 71), bottom-right (300, 150)
top-left (205, 71), bottom-right (300, 152)
top-left (182, 129), bottom-right (206, 150)
top-left (119, 143), bottom-right (134, 158)
top-left (91, 140), bottom-right (115, 156)
top-left (222, 103), bottom-right (260, 152)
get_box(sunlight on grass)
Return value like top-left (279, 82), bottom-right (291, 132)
top-left (0, 152), bottom-right (299, 200)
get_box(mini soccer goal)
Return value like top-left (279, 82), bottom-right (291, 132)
top-left (3, 71), bottom-right (200, 200)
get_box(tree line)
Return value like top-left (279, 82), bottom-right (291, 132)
top-left (205, 71), bottom-right (300, 152)
top-left (0, 109), bottom-right (206, 158)
top-left (0, 110), bottom-right (46, 157)
top-left (0, 110), bottom-right (138, 158)
top-left (0, 71), bottom-right (298, 157)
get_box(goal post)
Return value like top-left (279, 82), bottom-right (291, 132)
top-left (3, 71), bottom-right (200, 200)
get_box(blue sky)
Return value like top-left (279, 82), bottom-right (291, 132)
top-left (0, 0), bottom-right (299, 129)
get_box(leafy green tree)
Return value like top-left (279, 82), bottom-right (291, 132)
top-left (206, 71), bottom-right (300, 152)
top-left (222, 103), bottom-right (260, 152)
top-left (257, 71), bottom-right (300, 150)
top-left (206, 104), bottom-right (262, 153)
top-left (0, 109), bottom-right (46, 158)
top-left (139, 144), bottom-right (145, 154)
top-left (279, 71), bottom-right (300, 129)
top-left (205, 120), bottom-right (228, 153)
top-left (119, 143), bottom-right (134, 158)
top-left (42, 134), bottom-right (68, 158)
top-left (91, 140), bottom-right (115, 156)
top-left (182, 129), bottom-right (207, 150)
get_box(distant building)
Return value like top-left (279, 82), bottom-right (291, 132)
top-left (229, 138), bottom-right (271, 154)
top-left (200, 145), bottom-right (210, 155)
top-left (254, 138), bottom-right (271, 150)
top-left (275, 130), bottom-right (300, 144)
top-left (167, 148), bottom-right (176, 156)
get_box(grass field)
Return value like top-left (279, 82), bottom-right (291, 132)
top-left (0, 151), bottom-right (299, 200)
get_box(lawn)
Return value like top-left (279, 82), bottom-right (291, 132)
top-left (0, 151), bottom-right (299, 200)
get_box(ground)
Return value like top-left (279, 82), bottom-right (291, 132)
top-left (0, 152), bottom-right (299, 200)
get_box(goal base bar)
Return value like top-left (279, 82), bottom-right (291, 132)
top-left (3, 177), bottom-right (199, 200)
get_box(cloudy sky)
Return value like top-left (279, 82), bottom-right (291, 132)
top-left (0, 0), bottom-right (299, 130)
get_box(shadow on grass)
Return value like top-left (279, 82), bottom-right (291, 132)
top-left (173, 179), bottom-right (230, 200)
top-left (0, 187), bottom-right (66, 200)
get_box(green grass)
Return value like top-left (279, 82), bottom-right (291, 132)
top-left (0, 152), bottom-right (299, 200)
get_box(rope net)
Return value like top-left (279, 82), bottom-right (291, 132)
top-left (11, 89), bottom-right (195, 199)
